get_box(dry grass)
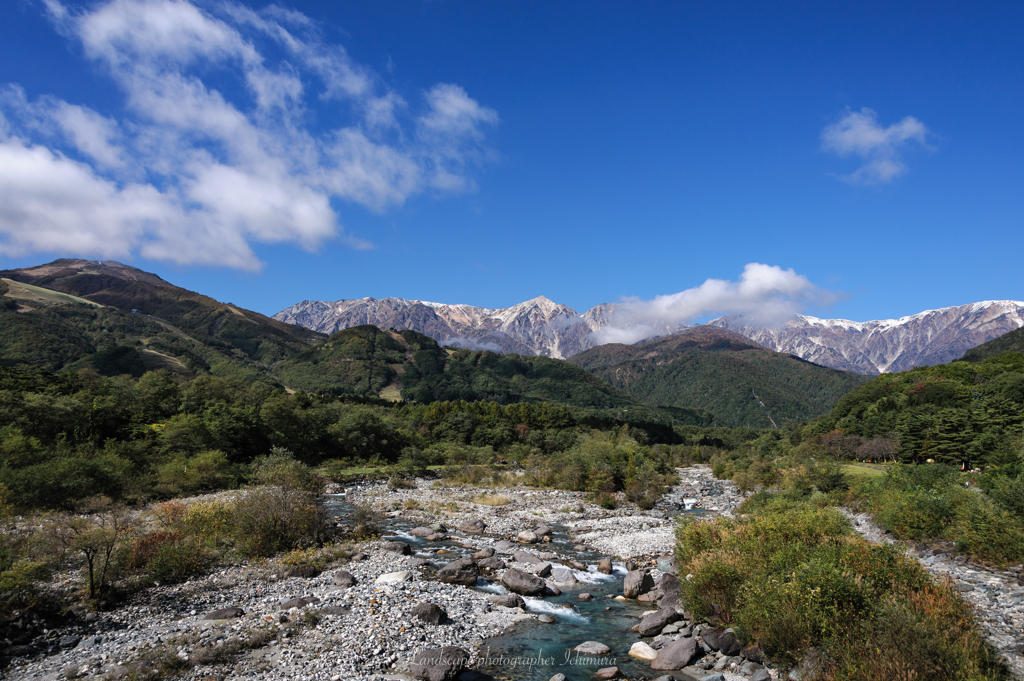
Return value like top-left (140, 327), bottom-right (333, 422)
top-left (472, 493), bottom-right (511, 506)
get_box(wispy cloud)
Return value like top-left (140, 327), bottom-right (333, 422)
top-left (592, 263), bottom-right (837, 345)
top-left (0, 0), bottom-right (498, 270)
top-left (821, 107), bottom-right (930, 184)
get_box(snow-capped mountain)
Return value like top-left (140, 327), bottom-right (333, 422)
top-left (274, 296), bottom-right (1024, 373)
top-left (709, 301), bottom-right (1024, 374)
top-left (273, 296), bottom-right (593, 358)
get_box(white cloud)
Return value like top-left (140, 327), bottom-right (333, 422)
top-left (0, 0), bottom-right (498, 270)
top-left (591, 263), bottom-right (835, 345)
top-left (821, 107), bottom-right (930, 184)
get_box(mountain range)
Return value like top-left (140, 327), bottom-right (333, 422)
top-left (275, 296), bottom-right (1024, 374)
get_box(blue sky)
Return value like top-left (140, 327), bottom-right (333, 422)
top-left (0, 0), bottom-right (1021, 325)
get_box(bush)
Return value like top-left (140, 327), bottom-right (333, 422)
top-left (674, 497), bottom-right (1005, 680)
top-left (348, 505), bottom-right (381, 539)
top-left (231, 486), bottom-right (330, 558)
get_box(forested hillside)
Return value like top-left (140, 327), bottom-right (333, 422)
top-left (807, 351), bottom-right (1024, 468)
top-left (962, 326), bottom-right (1024, 362)
top-left (570, 326), bottom-right (869, 427)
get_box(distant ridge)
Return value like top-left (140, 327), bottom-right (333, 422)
top-left (276, 295), bottom-right (1024, 374)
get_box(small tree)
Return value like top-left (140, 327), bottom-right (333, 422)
top-left (46, 496), bottom-right (129, 600)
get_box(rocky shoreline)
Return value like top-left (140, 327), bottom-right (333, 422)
top-left (843, 509), bottom-right (1024, 680)
top-left (3, 466), bottom-right (753, 681)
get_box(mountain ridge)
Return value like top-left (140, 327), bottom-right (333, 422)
top-left (276, 295), bottom-right (1024, 374)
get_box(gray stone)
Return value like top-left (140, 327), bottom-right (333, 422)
top-left (494, 540), bottom-right (517, 552)
top-left (638, 607), bottom-right (680, 636)
top-left (375, 571), bottom-right (413, 584)
top-left (487, 593), bottom-right (526, 609)
top-left (751, 670), bottom-right (771, 681)
top-left (535, 561), bottom-right (552, 578)
top-left (550, 675), bottom-right (567, 681)
top-left (517, 530), bottom-right (539, 543)
top-left (650, 637), bottom-right (699, 670)
top-left (622, 570), bottom-right (655, 598)
top-left (280, 596), bottom-right (320, 610)
top-left (577, 592), bottom-right (593, 600)
top-left (597, 557), bottom-right (613, 574)
top-left (595, 667), bottom-right (621, 679)
top-left (513, 550), bottom-right (542, 565)
top-left (700, 675), bottom-right (725, 681)
top-left (330, 570), bottom-right (357, 587)
top-left (741, 661), bottom-right (763, 674)
top-left (534, 523), bottom-right (553, 536)
top-left (203, 606), bottom-right (244, 620)
top-left (551, 568), bottom-right (578, 586)
top-left (457, 519), bottom-right (486, 534)
top-left (501, 568), bottom-right (547, 595)
top-left (409, 646), bottom-right (470, 681)
top-left (59, 636), bottom-right (80, 649)
top-left (718, 630), bottom-right (742, 656)
top-left (410, 527), bottom-right (434, 537)
top-left (476, 557), bottom-right (507, 570)
top-left (384, 541), bottom-right (412, 555)
top-left (321, 606), bottom-right (351, 616)
top-left (411, 602), bottom-right (448, 625)
top-left (573, 641), bottom-right (611, 655)
top-left (473, 547), bottom-right (495, 559)
top-left (436, 557), bottom-right (479, 585)
top-left (544, 582), bottom-right (562, 596)
top-left (538, 614), bottom-right (556, 623)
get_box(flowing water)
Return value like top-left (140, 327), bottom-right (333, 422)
top-left (324, 493), bottom-right (701, 680)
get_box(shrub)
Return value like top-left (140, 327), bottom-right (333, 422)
top-left (231, 486), bottom-right (330, 558)
top-left (348, 505), bottom-right (381, 539)
top-left (472, 493), bottom-right (510, 506)
top-left (154, 450), bottom-right (238, 496)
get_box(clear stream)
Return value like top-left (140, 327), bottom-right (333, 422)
top-left (325, 495), bottom-right (703, 681)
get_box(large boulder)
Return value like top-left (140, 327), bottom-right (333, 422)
top-left (457, 519), bottom-right (486, 534)
top-left (410, 527), bottom-right (434, 537)
top-left (331, 570), bottom-right (357, 588)
top-left (572, 641), bottom-right (611, 655)
top-left (597, 558), bottom-right (613, 574)
top-left (534, 523), bottom-right (553, 536)
top-left (650, 637), bottom-right (699, 670)
top-left (517, 530), bottom-right (539, 544)
top-left (513, 550), bottom-right (542, 565)
top-left (375, 571), bottom-right (413, 584)
top-left (534, 562), bottom-right (552, 578)
top-left (494, 540), bottom-right (517, 552)
top-left (383, 541), bottom-right (412, 555)
top-left (473, 547), bottom-right (495, 559)
top-left (436, 557), bottom-right (479, 585)
top-left (623, 570), bottom-right (655, 598)
top-left (501, 568), bottom-right (547, 596)
top-left (411, 603), bottom-right (448, 625)
top-left (203, 607), bottom-right (244, 620)
top-left (550, 568), bottom-right (578, 586)
top-left (409, 646), bottom-right (471, 681)
top-left (637, 608), bottom-right (680, 637)
top-left (487, 593), bottom-right (526, 609)
top-left (628, 641), bottom-right (658, 661)
top-left (280, 596), bottom-right (320, 610)
top-left (476, 557), bottom-right (507, 570)
top-left (718, 629), bottom-right (742, 656)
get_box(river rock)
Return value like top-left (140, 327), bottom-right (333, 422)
top-left (384, 541), bottom-right (412, 555)
top-left (751, 670), bottom-right (771, 681)
top-left (538, 614), bottom-right (556, 623)
top-left (537, 551), bottom-right (558, 560)
top-left (409, 646), bottom-right (470, 681)
top-left (535, 562), bottom-right (553, 578)
top-left (628, 641), bottom-right (658, 661)
top-left (203, 607), bottom-right (244, 620)
top-left (573, 641), bottom-right (611, 655)
top-left (597, 558), bottom-right (613, 574)
top-left (501, 568), bottom-right (547, 595)
top-left (550, 675), bottom-right (567, 681)
top-left (321, 606), bottom-right (351, 616)
top-left (650, 637), bottom-right (699, 670)
top-left (578, 592), bottom-right (593, 600)
top-left (473, 547), bottom-right (495, 559)
top-left (567, 559), bottom-right (586, 570)
top-left (331, 570), bottom-right (357, 587)
top-left (517, 530), bottom-right (539, 544)
top-left (494, 540), bottom-right (517, 552)
top-left (477, 557), bottom-right (507, 570)
top-left (551, 568), bottom-right (578, 586)
top-left (458, 518), bottom-right (485, 532)
top-left (514, 550), bottom-right (542, 565)
top-left (280, 596), bottom-right (320, 610)
top-left (595, 667), bottom-right (622, 679)
top-left (437, 557), bottom-right (479, 585)
top-left (285, 565), bottom-right (321, 578)
top-left (410, 527), bottom-right (434, 537)
top-left (534, 523), bottom-right (553, 536)
top-left (544, 582), bottom-right (562, 596)
top-left (718, 629), bottom-right (742, 656)
top-left (488, 594), bottom-right (526, 609)
top-left (623, 570), bottom-right (655, 598)
top-left (638, 608), bottom-right (680, 636)
top-left (411, 602), bottom-right (448, 625)
top-left (375, 571), bottom-right (413, 584)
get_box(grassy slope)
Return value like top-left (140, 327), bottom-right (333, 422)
top-left (570, 327), bottom-right (869, 427)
